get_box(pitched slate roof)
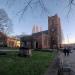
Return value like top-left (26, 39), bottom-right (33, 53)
top-left (32, 30), bottom-right (48, 36)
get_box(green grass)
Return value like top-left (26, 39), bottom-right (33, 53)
top-left (0, 51), bottom-right (55, 75)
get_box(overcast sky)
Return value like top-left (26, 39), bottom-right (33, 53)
top-left (0, 0), bottom-right (75, 44)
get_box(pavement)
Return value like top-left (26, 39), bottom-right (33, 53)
top-left (0, 48), bottom-right (19, 51)
top-left (44, 50), bottom-right (75, 75)
top-left (59, 50), bottom-right (75, 75)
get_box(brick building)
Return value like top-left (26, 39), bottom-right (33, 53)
top-left (20, 14), bottom-right (62, 49)
top-left (0, 32), bottom-right (20, 48)
top-left (7, 37), bottom-right (20, 48)
top-left (48, 14), bottom-right (62, 49)
top-left (32, 30), bottom-right (49, 49)
top-left (20, 30), bottom-right (49, 49)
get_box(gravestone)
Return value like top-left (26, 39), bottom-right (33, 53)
top-left (19, 36), bottom-right (32, 57)
top-left (19, 46), bottom-right (32, 57)
top-left (18, 40), bottom-right (32, 57)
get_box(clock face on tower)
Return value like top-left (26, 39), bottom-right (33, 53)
top-left (51, 28), bottom-right (55, 32)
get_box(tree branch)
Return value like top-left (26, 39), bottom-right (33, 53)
top-left (17, 0), bottom-right (33, 20)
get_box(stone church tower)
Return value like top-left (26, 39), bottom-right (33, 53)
top-left (48, 14), bottom-right (62, 49)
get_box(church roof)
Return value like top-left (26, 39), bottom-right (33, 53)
top-left (32, 30), bottom-right (48, 36)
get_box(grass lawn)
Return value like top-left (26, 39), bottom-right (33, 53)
top-left (0, 50), bottom-right (55, 75)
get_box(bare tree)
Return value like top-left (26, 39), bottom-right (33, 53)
top-left (6, 0), bottom-right (49, 19)
top-left (0, 9), bottom-right (13, 35)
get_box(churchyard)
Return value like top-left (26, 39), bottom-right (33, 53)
top-left (0, 49), bottom-right (55, 75)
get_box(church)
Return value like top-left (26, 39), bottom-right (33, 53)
top-left (20, 14), bottom-right (63, 49)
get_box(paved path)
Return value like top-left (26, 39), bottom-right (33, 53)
top-left (59, 50), bottom-right (75, 75)
top-left (0, 50), bottom-right (19, 51)
top-left (44, 50), bottom-right (75, 75)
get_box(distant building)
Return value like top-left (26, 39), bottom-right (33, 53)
top-left (0, 32), bottom-right (20, 48)
top-left (7, 37), bottom-right (20, 48)
top-left (63, 43), bottom-right (75, 49)
top-left (20, 14), bottom-right (63, 49)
